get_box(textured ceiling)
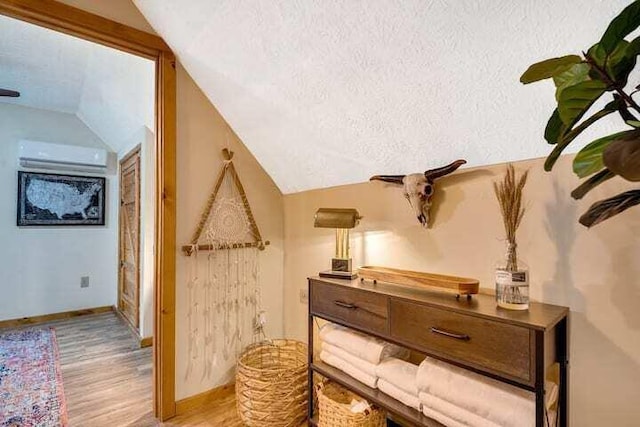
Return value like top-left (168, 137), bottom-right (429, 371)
top-left (134, 0), bottom-right (629, 193)
top-left (0, 14), bottom-right (154, 153)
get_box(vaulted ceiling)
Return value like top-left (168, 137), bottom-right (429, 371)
top-left (133, 0), bottom-right (630, 194)
top-left (0, 14), bottom-right (154, 153)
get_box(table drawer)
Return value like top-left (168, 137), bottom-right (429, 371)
top-left (310, 280), bottom-right (389, 335)
top-left (390, 299), bottom-right (532, 383)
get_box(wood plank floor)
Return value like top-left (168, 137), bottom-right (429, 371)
top-left (162, 393), bottom-right (243, 427)
top-left (1, 311), bottom-right (248, 426)
top-left (58, 313), bottom-right (155, 426)
top-left (1, 311), bottom-right (156, 426)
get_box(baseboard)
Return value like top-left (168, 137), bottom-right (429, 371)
top-left (0, 305), bottom-right (114, 329)
top-left (175, 383), bottom-right (235, 415)
top-left (140, 336), bottom-right (153, 348)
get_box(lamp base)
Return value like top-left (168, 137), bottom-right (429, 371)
top-left (319, 270), bottom-right (358, 280)
top-left (331, 258), bottom-right (352, 272)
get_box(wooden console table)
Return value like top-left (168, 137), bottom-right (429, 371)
top-left (307, 276), bottom-right (569, 427)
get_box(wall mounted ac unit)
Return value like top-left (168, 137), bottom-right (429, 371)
top-left (18, 140), bottom-right (108, 174)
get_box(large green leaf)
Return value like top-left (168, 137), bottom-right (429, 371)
top-left (579, 190), bottom-right (640, 227)
top-left (571, 169), bottom-right (615, 200)
top-left (544, 109), bottom-right (564, 144)
top-left (553, 63), bottom-right (591, 100)
top-left (573, 130), bottom-right (635, 178)
top-left (610, 46), bottom-right (637, 87)
top-left (520, 55), bottom-right (582, 84)
top-left (603, 136), bottom-right (640, 181)
top-left (600, 0), bottom-right (640, 55)
top-left (587, 43), bottom-right (607, 64)
top-left (588, 38), bottom-right (640, 87)
top-left (558, 80), bottom-right (607, 125)
top-left (544, 103), bottom-right (619, 171)
top-left (627, 35), bottom-right (640, 59)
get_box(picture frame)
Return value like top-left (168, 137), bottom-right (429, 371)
top-left (17, 171), bottom-right (106, 226)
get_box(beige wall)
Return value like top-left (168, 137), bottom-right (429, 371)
top-left (284, 155), bottom-right (640, 427)
top-left (56, 0), bottom-right (285, 400)
top-left (174, 62), bottom-right (284, 398)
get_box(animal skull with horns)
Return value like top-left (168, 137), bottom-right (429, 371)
top-left (370, 160), bottom-right (466, 227)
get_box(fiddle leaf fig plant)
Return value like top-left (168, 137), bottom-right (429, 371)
top-left (520, 0), bottom-right (640, 227)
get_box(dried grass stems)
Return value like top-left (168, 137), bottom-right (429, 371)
top-left (493, 164), bottom-right (529, 271)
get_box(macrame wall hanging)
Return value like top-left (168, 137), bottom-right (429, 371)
top-left (182, 148), bottom-right (269, 380)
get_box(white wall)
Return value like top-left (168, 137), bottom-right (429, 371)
top-left (118, 126), bottom-right (156, 339)
top-left (78, 48), bottom-right (155, 154)
top-left (132, 0), bottom-right (631, 194)
top-left (0, 103), bottom-right (119, 320)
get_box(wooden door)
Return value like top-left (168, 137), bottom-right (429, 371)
top-left (118, 147), bottom-right (141, 331)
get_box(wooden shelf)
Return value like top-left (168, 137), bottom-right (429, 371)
top-left (308, 276), bottom-right (569, 427)
top-left (311, 361), bottom-right (444, 427)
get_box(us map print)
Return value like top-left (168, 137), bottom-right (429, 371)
top-left (17, 172), bottom-right (106, 226)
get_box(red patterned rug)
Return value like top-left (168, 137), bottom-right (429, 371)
top-left (0, 327), bottom-right (68, 427)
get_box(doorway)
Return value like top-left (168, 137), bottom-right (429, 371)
top-left (0, 0), bottom-right (177, 420)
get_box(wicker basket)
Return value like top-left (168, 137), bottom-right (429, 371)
top-left (316, 381), bottom-right (386, 427)
top-left (236, 340), bottom-right (309, 427)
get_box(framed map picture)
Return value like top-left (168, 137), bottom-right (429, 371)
top-left (17, 171), bottom-right (106, 226)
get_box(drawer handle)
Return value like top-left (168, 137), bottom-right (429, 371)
top-left (430, 327), bottom-right (470, 341)
top-left (334, 300), bottom-right (357, 310)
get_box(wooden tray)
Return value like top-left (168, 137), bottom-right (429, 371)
top-left (358, 266), bottom-right (479, 295)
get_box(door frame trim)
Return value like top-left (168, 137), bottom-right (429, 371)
top-left (0, 0), bottom-right (177, 420)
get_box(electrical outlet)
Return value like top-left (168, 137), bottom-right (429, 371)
top-left (253, 311), bottom-right (267, 333)
top-left (300, 288), bottom-right (308, 303)
top-left (80, 276), bottom-right (90, 288)
top-left (258, 311), bottom-right (267, 326)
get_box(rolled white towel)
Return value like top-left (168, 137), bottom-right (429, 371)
top-left (422, 405), bottom-right (468, 427)
top-left (420, 392), bottom-right (502, 427)
top-left (378, 379), bottom-right (421, 411)
top-left (376, 357), bottom-right (419, 396)
top-left (546, 409), bottom-right (557, 427)
top-left (320, 323), bottom-right (409, 364)
top-left (545, 381), bottom-right (558, 411)
top-left (322, 342), bottom-right (378, 377)
top-left (422, 405), bottom-right (469, 427)
top-left (417, 357), bottom-right (535, 427)
top-left (320, 350), bottom-right (378, 389)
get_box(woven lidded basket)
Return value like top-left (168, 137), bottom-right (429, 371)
top-left (236, 339), bottom-right (309, 427)
top-left (316, 381), bottom-right (386, 427)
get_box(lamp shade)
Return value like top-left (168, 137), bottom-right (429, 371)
top-left (314, 208), bottom-right (361, 229)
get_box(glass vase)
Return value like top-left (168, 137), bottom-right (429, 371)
top-left (495, 242), bottom-right (529, 310)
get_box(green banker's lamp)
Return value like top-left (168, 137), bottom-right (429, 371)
top-left (314, 208), bottom-right (362, 279)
